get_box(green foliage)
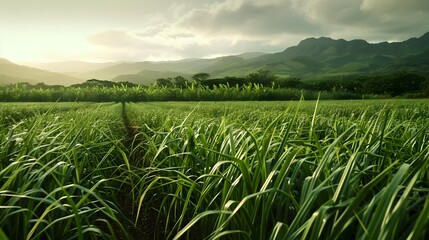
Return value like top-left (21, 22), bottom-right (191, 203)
top-left (155, 78), bottom-right (173, 87)
top-left (173, 76), bottom-right (189, 88)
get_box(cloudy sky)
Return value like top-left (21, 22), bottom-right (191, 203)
top-left (1, 0), bottom-right (428, 63)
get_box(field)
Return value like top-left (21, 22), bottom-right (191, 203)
top-left (1, 99), bottom-right (428, 239)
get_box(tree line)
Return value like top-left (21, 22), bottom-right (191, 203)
top-left (1, 70), bottom-right (428, 100)
top-left (153, 70), bottom-right (428, 97)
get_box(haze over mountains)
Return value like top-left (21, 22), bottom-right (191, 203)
top-left (24, 61), bottom-right (119, 74)
top-left (1, 32), bottom-right (428, 86)
top-left (0, 58), bottom-right (83, 85)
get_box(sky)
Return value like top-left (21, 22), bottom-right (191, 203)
top-left (1, 0), bottom-right (428, 63)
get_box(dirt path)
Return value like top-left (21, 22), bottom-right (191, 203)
top-left (113, 102), bottom-right (160, 239)
top-left (121, 102), bottom-right (149, 167)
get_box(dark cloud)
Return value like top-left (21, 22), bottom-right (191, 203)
top-left (358, 0), bottom-right (429, 40)
top-left (294, 0), bottom-right (429, 41)
top-left (177, 0), bottom-right (323, 37)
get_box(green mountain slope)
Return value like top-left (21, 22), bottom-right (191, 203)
top-left (242, 32), bottom-right (429, 78)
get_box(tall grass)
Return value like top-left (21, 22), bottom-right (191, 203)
top-left (126, 100), bottom-right (429, 239)
top-left (0, 103), bottom-right (130, 239)
top-left (1, 100), bottom-right (428, 239)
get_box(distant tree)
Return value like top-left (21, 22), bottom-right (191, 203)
top-left (88, 79), bottom-right (115, 87)
top-left (192, 73), bottom-right (210, 82)
top-left (156, 78), bottom-right (173, 87)
top-left (73, 79), bottom-right (115, 88)
top-left (173, 76), bottom-right (188, 88)
top-left (247, 69), bottom-right (276, 85)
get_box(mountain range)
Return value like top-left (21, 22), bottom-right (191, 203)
top-left (1, 32), bottom-right (428, 86)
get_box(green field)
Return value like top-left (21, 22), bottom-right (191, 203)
top-left (1, 100), bottom-right (428, 239)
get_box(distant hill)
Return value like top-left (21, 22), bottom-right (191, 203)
top-left (0, 58), bottom-right (83, 85)
top-left (243, 32), bottom-right (429, 78)
top-left (81, 56), bottom-right (249, 80)
top-left (82, 61), bottom-right (160, 80)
